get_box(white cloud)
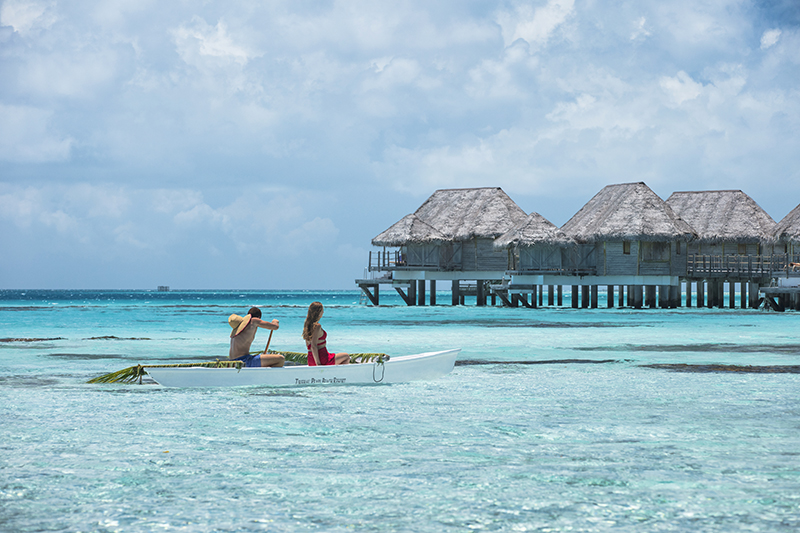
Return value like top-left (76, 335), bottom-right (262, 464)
top-left (760, 29), bottom-right (781, 50)
top-left (660, 71), bottom-right (704, 106)
top-left (0, 0), bottom-right (56, 34)
top-left (496, 0), bottom-right (574, 48)
top-left (172, 17), bottom-right (255, 68)
top-left (630, 17), bottom-right (650, 41)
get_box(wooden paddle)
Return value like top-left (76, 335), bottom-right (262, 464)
top-left (263, 329), bottom-right (273, 354)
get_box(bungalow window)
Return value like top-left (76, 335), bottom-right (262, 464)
top-left (623, 241), bottom-right (631, 255)
top-left (738, 244), bottom-right (746, 255)
top-left (676, 241), bottom-right (681, 255)
top-left (642, 242), bottom-right (670, 262)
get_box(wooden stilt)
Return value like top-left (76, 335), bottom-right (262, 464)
top-left (548, 285), bottom-right (554, 306)
top-left (417, 280), bottom-right (425, 306)
top-left (359, 284), bottom-right (379, 306)
top-left (607, 285), bottom-right (614, 308)
top-left (451, 280), bottom-right (460, 306)
top-left (531, 286), bottom-right (538, 308)
top-left (581, 286), bottom-right (590, 308)
top-left (395, 284), bottom-right (413, 306)
top-left (686, 281), bottom-right (692, 308)
top-left (476, 280), bottom-right (485, 307)
top-left (572, 286), bottom-right (579, 309)
top-left (670, 285), bottom-right (679, 308)
top-left (633, 286), bottom-right (643, 309)
top-left (739, 281), bottom-right (747, 310)
top-left (590, 285), bottom-right (598, 308)
top-left (658, 285), bottom-right (669, 308)
top-left (729, 281), bottom-right (735, 308)
top-left (430, 280), bottom-right (436, 306)
top-left (697, 280), bottom-right (704, 307)
top-left (618, 285), bottom-right (625, 308)
top-left (557, 286), bottom-right (563, 306)
top-left (538, 286), bottom-right (543, 306)
top-left (749, 282), bottom-right (759, 308)
top-left (645, 285), bottom-right (656, 308)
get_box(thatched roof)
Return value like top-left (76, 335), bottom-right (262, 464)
top-left (561, 182), bottom-right (696, 243)
top-left (494, 212), bottom-right (573, 248)
top-left (372, 214), bottom-right (447, 246)
top-left (774, 203), bottom-right (800, 243)
top-left (666, 190), bottom-right (776, 243)
top-left (372, 187), bottom-right (528, 246)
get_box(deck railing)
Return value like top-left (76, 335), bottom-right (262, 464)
top-left (368, 250), bottom-right (800, 278)
top-left (687, 254), bottom-right (800, 277)
top-left (368, 250), bottom-right (442, 271)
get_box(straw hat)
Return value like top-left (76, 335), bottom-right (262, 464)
top-left (228, 314), bottom-right (252, 337)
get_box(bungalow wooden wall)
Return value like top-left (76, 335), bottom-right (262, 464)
top-left (518, 245), bottom-right (563, 271)
top-left (601, 241), bottom-right (639, 276)
top-left (463, 238), bottom-right (510, 271)
top-left (403, 244), bottom-right (442, 267)
top-left (637, 241), bottom-right (682, 276)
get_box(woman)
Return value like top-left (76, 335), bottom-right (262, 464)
top-left (302, 301), bottom-right (349, 366)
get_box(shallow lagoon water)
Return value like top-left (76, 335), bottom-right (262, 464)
top-left (1, 290), bottom-right (799, 531)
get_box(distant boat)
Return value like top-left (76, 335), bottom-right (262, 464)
top-left (145, 349), bottom-right (459, 388)
top-left (157, 286), bottom-right (170, 292)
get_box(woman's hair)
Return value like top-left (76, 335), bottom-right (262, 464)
top-left (302, 301), bottom-right (323, 342)
top-left (248, 307), bottom-right (262, 319)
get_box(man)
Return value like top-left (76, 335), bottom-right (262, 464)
top-left (228, 307), bottom-right (285, 367)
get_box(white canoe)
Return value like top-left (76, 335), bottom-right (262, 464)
top-left (145, 349), bottom-right (460, 388)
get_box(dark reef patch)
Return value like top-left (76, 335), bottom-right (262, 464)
top-left (457, 359), bottom-right (620, 366)
top-left (640, 364), bottom-right (800, 374)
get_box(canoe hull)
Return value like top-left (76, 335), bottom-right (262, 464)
top-left (145, 349), bottom-right (460, 388)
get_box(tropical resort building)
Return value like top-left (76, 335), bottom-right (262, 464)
top-left (493, 212), bottom-right (574, 307)
top-left (665, 190), bottom-right (777, 308)
top-left (499, 182), bottom-right (695, 309)
top-left (356, 187), bottom-right (528, 305)
top-left (775, 202), bottom-right (800, 257)
top-left (769, 202), bottom-right (800, 310)
top-left (357, 183), bottom-right (800, 311)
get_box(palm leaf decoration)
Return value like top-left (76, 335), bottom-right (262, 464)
top-left (87, 350), bottom-right (389, 384)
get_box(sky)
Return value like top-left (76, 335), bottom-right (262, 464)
top-left (1, 0), bottom-right (798, 290)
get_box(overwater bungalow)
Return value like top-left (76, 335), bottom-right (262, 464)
top-left (507, 182), bottom-right (696, 308)
top-left (492, 212), bottom-right (575, 307)
top-left (494, 212), bottom-right (571, 273)
top-left (666, 190), bottom-right (777, 307)
top-left (359, 187), bottom-right (528, 305)
top-left (771, 203), bottom-right (800, 310)
top-left (775, 203), bottom-right (800, 258)
top-left (666, 190), bottom-right (776, 256)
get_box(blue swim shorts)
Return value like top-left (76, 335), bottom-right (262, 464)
top-left (235, 354), bottom-right (261, 367)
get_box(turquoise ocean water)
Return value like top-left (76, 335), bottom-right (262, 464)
top-left (1, 289), bottom-right (799, 532)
